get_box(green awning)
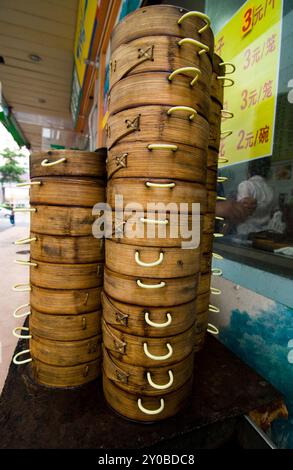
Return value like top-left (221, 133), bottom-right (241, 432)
top-left (0, 97), bottom-right (30, 148)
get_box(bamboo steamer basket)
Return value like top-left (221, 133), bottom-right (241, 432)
top-left (209, 99), bottom-right (222, 151)
top-left (30, 309), bottom-right (102, 341)
top-left (31, 358), bottom-right (101, 388)
top-left (107, 141), bottom-right (207, 184)
top-left (30, 177), bottom-right (105, 208)
top-left (101, 292), bottom-right (196, 337)
top-left (111, 4), bottom-right (214, 57)
top-left (105, 239), bottom-right (200, 278)
top-left (103, 373), bottom-right (192, 422)
top-left (207, 190), bottom-right (217, 213)
top-left (107, 178), bottom-right (207, 214)
top-left (207, 168), bottom-right (217, 190)
top-left (203, 212), bottom-right (215, 234)
top-left (197, 272), bottom-right (211, 295)
top-left (108, 72), bottom-right (211, 119)
top-left (30, 233), bottom-right (104, 264)
top-left (30, 259), bottom-right (103, 289)
top-left (196, 291), bottom-right (210, 314)
top-left (31, 205), bottom-right (97, 236)
top-left (207, 147), bottom-right (219, 170)
top-left (108, 211), bottom-right (203, 249)
top-left (30, 149), bottom-right (106, 178)
top-left (103, 346), bottom-right (194, 396)
top-left (102, 320), bottom-right (195, 367)
top-left (106, 105), bottom-right (209, 150)
top-left (200, 252), bottom-right (212, 274)
top-left (30, 285), bottom-right (102, 315)
top-left (104, 267), bottom-right (198, 307)
top-left (110, 35), bottom-right (212, 92)
top-left (30, 334), bottom-right (102, 367)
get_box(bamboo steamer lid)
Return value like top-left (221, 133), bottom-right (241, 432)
top-left (30, 233), bottom-right (104, 264)
top-left (30, 148), bottom-right (106, 178)
top-left (108, 72), bottom-right (211, 119)
top-left (104, 267), bottom-right (198, 307)
top-left (103, 346), bottom-right (194, 396)
top-left (30, 177), bottom-right (105, 208)
top-left (108, 211), bottom-right (204, 249)
top-left (110, 35), bottom-right (212, 92)
top-left (103, 373), bottom-right (193, 422)
top-left (30, 285), bottom-right (102, 315)
top-left (111, 5), bottom-right (214, 57)
top-left (106, 105), bottom-right (209, 150)
top-left (101, 292), bottom-right (196, 337)
top-left (30, 309), bottom-right (102, 341)
top-left (31, 358), bottom-right (101, 388)
top-left (30, 205), bottom-right (97, 236)
top-left (107, 141), bottom-right (207, 184)
top-left (105, 239), bottom-right (200, 279)
top-left (102, 320), bottom-right (195, 367)
top-left (30, 259), bottom-right (103, 290)
top-left (30, 334), bottom-right (102, 367)
top-left (107, 177), bottom-right (207, 214)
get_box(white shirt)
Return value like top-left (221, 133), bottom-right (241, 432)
top-left (236, 175), bottom-right (276, 236)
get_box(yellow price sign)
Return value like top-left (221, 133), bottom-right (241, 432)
top-left (215, 0), bottom-right (283, 166)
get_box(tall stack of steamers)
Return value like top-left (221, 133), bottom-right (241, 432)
top-left (13, 149), bottom-right (106, 388)
top-left (12, 5), bottom-right (235, 423)
top-left (103, 5), bottom-right (233, 421)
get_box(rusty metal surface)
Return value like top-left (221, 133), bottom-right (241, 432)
top-left (0, 335), bottom-right (283, 449)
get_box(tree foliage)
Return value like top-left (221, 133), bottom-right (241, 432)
top-left (0, 148), bottom-right (26, 201)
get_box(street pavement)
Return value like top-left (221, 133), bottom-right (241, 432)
top-left (0, 212), bottom-right (30, 392)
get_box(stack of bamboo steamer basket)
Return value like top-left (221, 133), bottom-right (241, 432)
top-left (12, 149), bottom-right (106, 388)
top-left (194, 53), bottom-right (235, 351)
top-left (103, 5), bottom-right (216, 422)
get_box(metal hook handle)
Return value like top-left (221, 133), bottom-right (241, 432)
top-left (137, 398), bottom-right (164, 415)
top-left (147, 144), bottom-right (178, 151)
top-left (14, 207), bottom-right (37, 213)
top-left (207, 323), bottom-right (219, 335)
top-left (219, 62), bottom-right (236, 75)
top-left (14, 237), bottom-right (37, 245)
top-left (209, 305), bottom-right (220, 313)
top-left (140, 217), bottom-right (169, 225)
top-left (13, 349), bottom-right (32, 365)
top-left (135, 251), bottom-right (164, 267)
top-left (13, 303), bottom-right (31, 318)
top-left (177, 11), bottom-right (211, 34)
top-left (143, 342), bottom-right (173, 361)
top-left (147, 370), bottom-right (174, 390)
top-left (168, 66), bottom-right (202, 86)
top-left (16, 181), bottom-right (41, 187)
top-left (137, 280), bottom-right (166, 289)
top-left (12, 326), bottom-right (32, 339)
top-left (144, 312), bottom-right (172, 328)
top-left (177, 37), bottom-right (209, 55)
top-left (217, 77), bottom-right (235, 87)
top-left (13, 283), bottom-right (31, 292)
top-left (167, 106), bottom-right (197, 120)
top-left (14, 259), bottom-right (38, 267)
top-left (41, 157), bottom-right (66, 167)
top-left (145, 181), bottom-right (175, 189)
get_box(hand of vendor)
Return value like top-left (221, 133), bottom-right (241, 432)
top-left (215, 198), bottom-right (257, 224)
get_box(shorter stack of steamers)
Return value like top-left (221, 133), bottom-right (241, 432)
top-left (12, 5), bottom-right (234, 422)
top-left (13, 149), bottom-right (106, 388)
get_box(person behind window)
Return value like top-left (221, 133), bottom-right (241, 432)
top-left (236, 158), bottom-right (277, 236)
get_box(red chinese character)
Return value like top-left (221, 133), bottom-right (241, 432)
top-left (216, 36), bottom-right (225, 56)
top-left (262, 80), bottom-right (273, 99)
top-left (259, 125), bottom-right (270, 143)
top-left (249, 89), bottom-right (258, 107)
top-left (253, 4), bottom-right (264, 25)
top-left (245, 132), bottom-right (254, 148)
top-left (251, 46), bottom-right (261, 65)
top-left (266, 34), bottom-right (277, 54)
